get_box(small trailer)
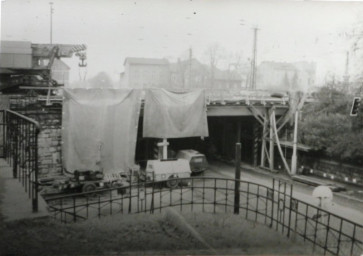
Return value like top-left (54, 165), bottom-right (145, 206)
top-left (51, 170), bottom-right (106, 194)
top-left (45, 170), bottom-right (130, 195)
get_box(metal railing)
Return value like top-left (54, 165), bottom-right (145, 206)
top-left (45, 176), bottom-right (363, 256)
top-left (2, 109), bottom-right (40, 212)
top-left (0, 110), bottom-right (4, 158)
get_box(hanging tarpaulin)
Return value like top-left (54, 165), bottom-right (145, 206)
top-left (62, 88), bottom-right (141, 175)
top-left (143, 89), bottom-right (209, 138)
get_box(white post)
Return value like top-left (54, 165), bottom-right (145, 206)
top-left (157, 138), bottom-right (169, 160)
top-left (291, 111), bottom-right (299, 175)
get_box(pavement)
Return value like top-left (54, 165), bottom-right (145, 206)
top-left (0, 158), bottom-right (49, 222)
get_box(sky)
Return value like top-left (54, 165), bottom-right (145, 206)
top-left (1, 0), bottom-right (363, 85)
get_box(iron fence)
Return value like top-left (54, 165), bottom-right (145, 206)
top-left (2, 109), bottom-right (40, 212)
top-left (0, 110), bottom-right (4, 158)
top-left (45, 176), bottom-right (363, 256)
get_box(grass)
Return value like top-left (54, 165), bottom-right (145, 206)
top-left (0, 210), bottom-right (313, 256)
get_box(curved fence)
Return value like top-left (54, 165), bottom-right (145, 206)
top-left (45, 177), bottom-right (363, 256)
top-left (1, 109), bottom-right (40, 212)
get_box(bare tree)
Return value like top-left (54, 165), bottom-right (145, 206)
top-left (204, 43), bottom-right (226, 88)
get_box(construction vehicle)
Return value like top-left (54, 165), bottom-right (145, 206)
top-left (51, 170), bottom-right (106, 194)
top-left (143, 159), bottom-right (191, 188)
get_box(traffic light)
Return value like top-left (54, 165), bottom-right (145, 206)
top-left (350, 97), bottom-right (361, 116)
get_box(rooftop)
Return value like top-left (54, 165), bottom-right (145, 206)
top-left (124, 57), bottom-right (169, 66)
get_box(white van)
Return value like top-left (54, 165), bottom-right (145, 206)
top-left (144, 159), bottom-right (191, 188)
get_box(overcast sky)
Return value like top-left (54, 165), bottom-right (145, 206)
top-left (2, 0), bottom-right (363, 85)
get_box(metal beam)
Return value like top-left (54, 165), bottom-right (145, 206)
top-left (207, 105), bottom-right (287, 117)
top-left (31, 44), bottom-right (87, 58)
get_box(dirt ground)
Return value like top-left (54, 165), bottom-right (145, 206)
top-left (0, 210), bottom-right (313, 256)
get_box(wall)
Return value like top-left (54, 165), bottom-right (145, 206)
top-left (33, 110), bottom-right (62, 177)
top-left (300, 156), bottom-right (363, 186)
top-left (0, 41), bottom-right (32, 69)
top-left (8, 95), bottom-right (62, 177)
top-left (128, 64), bottom-right (170, 88)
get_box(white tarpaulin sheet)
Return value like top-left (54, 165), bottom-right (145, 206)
top-left (143, 89), bottom-right (209, 138)
top-left (62, 88), bottom-right (141, 175)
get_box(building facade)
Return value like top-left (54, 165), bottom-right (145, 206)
top-left (121, 58), bottom-right (170, 89)
top-left (256, 61), bottom-right (316, 91)
top-left (122, 57), bottom-right (245, 91)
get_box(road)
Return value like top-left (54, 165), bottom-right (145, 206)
top-left (205, 160), bottom-right (363, 224)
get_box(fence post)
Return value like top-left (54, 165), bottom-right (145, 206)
top-left (13, 120), bottom-right (18, 178)
top-left (234, 143), bottom-right (241, 214)
top-left (270, 178), bottom-right (275, 227)
top-left (2, 111), bottom-right (5, 157)
top-left (32, 127), bottom-right (39, 212)
top-left (150, 172), bottom-right (155, 213)
top-left (287, 183), bottom-right (293, 237)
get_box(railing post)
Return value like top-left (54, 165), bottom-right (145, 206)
top-left (234, 143), bottom-right (241, 214)
top-left (287, 183), bottom-right (293, 238)
top-left (270, 178), bottom-right (275, 227)
top-left (2, 110), bottom-right (5, 157)
top-left (350, 224), bottom-right (356, 256)
top-left (32, 127), bottom-right (39, 212)
top-left (13, 118), bottom-right (18, 178)
top-left (150, 172), bottom-right (155, 214)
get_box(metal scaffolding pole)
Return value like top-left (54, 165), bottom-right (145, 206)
top-left (269, 108), bottom-right (275, 171)
top-left (291, 111), bottom-right (299, 175)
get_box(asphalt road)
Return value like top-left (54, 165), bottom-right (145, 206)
top-left (205, 160), bottom-right (363, 224)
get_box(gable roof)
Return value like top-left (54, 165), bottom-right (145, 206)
top-left (124, 57), bottom-right (169, 66)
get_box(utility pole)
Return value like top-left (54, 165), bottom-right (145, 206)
top-left (50, 2), bottom-right (54, 45)
top-left (250, 27), bottom-right (259, 90)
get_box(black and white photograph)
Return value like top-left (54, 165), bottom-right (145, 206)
top-left (0, 0), bottom-right (362, 255)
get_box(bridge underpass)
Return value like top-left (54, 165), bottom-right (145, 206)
top-left (136, 116), bottom-right (257, 164)
top-left (135, 99), bottom-right (289, 171)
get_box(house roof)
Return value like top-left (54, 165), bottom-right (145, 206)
top-left (169, 58), bottom-right (208, 73)
top-left (124, 57), bottom-right (169, 66)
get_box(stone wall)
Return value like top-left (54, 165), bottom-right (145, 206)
top-left (33, 110), bottom-right (62, 177)
top-left (7, 94), bottom-right (63, 177)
